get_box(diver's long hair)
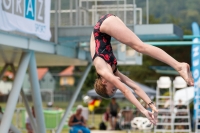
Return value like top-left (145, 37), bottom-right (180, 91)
top-left (94, 74), bottom-right (110, 99)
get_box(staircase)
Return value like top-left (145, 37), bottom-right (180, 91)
top-left (154, 76), bottom-right (173, 133)
top-left (173, 76), bottom-right (191, 133)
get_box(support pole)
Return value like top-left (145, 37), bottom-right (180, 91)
top-left (70, 0), bottom-right (73, 25)
top-left (10, 63), bottom-right (37, 133)
top-left (86, 0), bottom-right (89, 25)
top-left (21, 90), bottom-right (37, 133)
top-left (28, 51), bottom-right (46, 133)
top-left (76, 0), bottom-right (79, 26)
top-left (56, 63), bottom-right (92, 133)
top-left (58, 0), bottom-right (61, 26)
top-left (0, 114), bottom-right (21, 133)
top-left (0, 52), bottom-right (31, 133)
top-left (133, 0), bottom-right (136, 32)
top-left (146, 0), bottom-right (149, 24)
top-left (54, 0), bottom-right (58, 44)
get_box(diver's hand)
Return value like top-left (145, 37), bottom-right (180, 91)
top-left (143, 110), bottom-right (157, 125)
top-left (150, 104), bottom-right (158, 123)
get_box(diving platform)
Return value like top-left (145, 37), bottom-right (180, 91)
top-left (52, 24), bottom-right (183, 43)
top-left (0, 30), bottom-right (88, 67)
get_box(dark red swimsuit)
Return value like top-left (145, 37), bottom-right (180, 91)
top-left (92, 14), bottom-right (117, 73)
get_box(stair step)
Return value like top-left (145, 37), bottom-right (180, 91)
top-left (154, 129), bottom-right (173, 132)
top-left (174, 123), bottom-right (190, 125)
top-left (156, 123), bottom-right (173, 125)
top-left (157, 96), bottom-right (171, 98)
top-left (157, 116), bottom-right (189, 119)
top-left (158, 116), bottom-right (172, 118)
top-left (174, 130), bottom-right (191, 132)
top-left (156, 103), bottom-right (166, 105)
top-left (174, 116), bottom-right (190, 118)
top-left (175, 109), bottom-right (188, 112)
top-left (157, 109), bottom-right (173, 112)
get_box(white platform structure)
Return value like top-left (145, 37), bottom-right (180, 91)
top-left (154, 76), bottom-right (173, 133)
top-left (154, 76), bottom-right (193, 133)
top-left (173, 76), bottom-right (191, 133)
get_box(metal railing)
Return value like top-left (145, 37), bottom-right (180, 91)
top-left (50, 0), bottom-right (142, 27)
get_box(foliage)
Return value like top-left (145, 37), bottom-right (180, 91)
top-left (136, 0), bottom-right (200, 33)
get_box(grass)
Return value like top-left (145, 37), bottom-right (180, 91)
top-left (0, 102), bottom-right (154, 133)
top-left (20, 129), bottom-right (153, 133)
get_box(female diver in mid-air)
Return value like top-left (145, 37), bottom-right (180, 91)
top-left (90, 14), bottom-right (194, 125)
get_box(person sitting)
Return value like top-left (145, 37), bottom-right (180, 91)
top-left (68, 105), bottom-right (90, 133)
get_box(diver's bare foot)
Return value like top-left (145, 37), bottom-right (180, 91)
top-left (177, 63), bottom-right (194, 86)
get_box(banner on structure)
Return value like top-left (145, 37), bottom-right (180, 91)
top-left (191, 22), bottom-right (200, 119)
top-left (0, 0), bottom-right (51, 41)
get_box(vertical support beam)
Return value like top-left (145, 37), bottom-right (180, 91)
top-left (56, 63), bottom-right (92, 133)
top-left (76, 0), bottom-right (79, 26)
top-left (117, 0), bottom-right (119, 17)
top-left (86, 0), bottom-right (89, 25)
top-left (70, 0), bottom-right (73, 25)
top-left (21, 90), bottom-right (38, 133)
top-left (10, 63), bottom-right (37, 133)
top-left (79, 0), bottom-right (82, 26)
top-left (0, 114), bottom-right (21, 133)
top-left (0, 64), bottom-right (9, 80)
top-left (139, 9), bottom-right (142, 24)
top-left (54, 0), bottom-right (58, 44)
top-left (58, 0), bottom-right (61, 26)
top-left (146, 0), bottom-right (149, 24)
top-left (0, 52), bottom-right (31, 133)
top-left (95, 0), bottom-right (97, 24)
top-left (124, 0), bottom-right (126, 24)
top-left (28, 51), bottom-right (46, 133)
top-left (133, 0), bottom-right (136, 32)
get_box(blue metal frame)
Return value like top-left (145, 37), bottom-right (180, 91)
top-left (56, 63), bottom-right (92, 133)
top-left (145, 41), bottom-right (200, 46)
top-left (28, 52), bottom-right (46, 133)
top-left (0, 52), bottom-right (31, 133)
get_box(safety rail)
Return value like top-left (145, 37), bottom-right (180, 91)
top-left (50, 0), bottom-right (142, 27)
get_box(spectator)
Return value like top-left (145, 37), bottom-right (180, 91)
top-left (102, 107), bottom-right (110, 123)
top-left (26, 106), bottom-right (36, 133)
top-left (109, 98), bottom-right (120, 130)
top-left (68, 105), bottom-right (90, 133)
top-left (99, 107), bottom-right (110, 130)
top-left (175, 99), bottom-right (186, 110)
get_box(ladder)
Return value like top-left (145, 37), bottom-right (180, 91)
top-left (173, 76), bottom-right (191, 133)
top-left (154, 76), bottom-right (173, 133)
